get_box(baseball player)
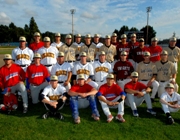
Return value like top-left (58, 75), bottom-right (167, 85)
top-left (59, 34), bottom-right (77, 68)
top-left (136, 51), bottom-right (159, 102)
top-left (125, 72), bottom-right (156, 117)
top-left (148, 37), bottom-right (162, 63)
top-left (79, 34), bottom-right (96, 64)
top-left (40, 75), bottom-right (68, 120)
top-left (72, 52), bottom-right (98, 89)
top-left (111, 33), bottom-right (119, 47)
top-left (51, 33), bottom-right (64, 50)
top-left (164, 37), bottom-right (180, 71)
top-left (51, 52), bottom-right (72, 91)
top-left (12, 36), bottom-right (34, 72)
top-left (68, 74), bottom-right (100, 124)
top-left (97, 74), bottom-right (126, 123)
top-left (29, 32), bottom-right (44, 52)
top-left (99, 35), bottom-right (117, 67)
top-left (160, 83), bottom-right (180, 125)
top-left (93, 51), bottom-right (113, 88)
top-left (37, 37), bottom-right (59, 73)
top-left (26, 53), bottom-right (50, 104)
top-left (92, 34), bottom-right (103, 60)
top-left (0, 54), bottom-right (28, 113)
top-left (113, 51), bottom-right (134, 90)
top-left (128, 33), bottom-right (139, 68)
top-left (155, 50), bottom-right (178, 97)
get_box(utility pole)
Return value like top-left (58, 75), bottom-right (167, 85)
top-left (70, 9), bottom-right (76, 42)
top-left (146, 6), bottom-right (152, 44)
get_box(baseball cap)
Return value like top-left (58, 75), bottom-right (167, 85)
top-left (121, 34), bottom-right (127, 39)
top-left (33, 53), bottom-right (41, 58)
top-left (151, 37), bottom-right (158, 42)
top-left (77, 74), bottom-right (85, 80)
top-left (34, 32), bottom-right (40, 36)
top-left (143, 51), bottom-right (150, 56)
top-left (112, 33), bottom-right (117, 37)
top-left (43, 37), bottom-right (50, 42)
top-left (139, 38), bottom-right (144, 42)
top-left (55, 33), bottom-right (61, 36)
top-left (106, 74), bottom-right (114, 79)
top-left (66, 34), bottom-right (72, 39)
top-left (19, 36), bottom-right (26, 42)
top-left (165, 83), bottom-right (174, 89)
top-left (50, 75), bottom-right (58, 81)
top-left (94, 34), bottom-right (100, 38)
top-left (99, 51), bottom-right (106, 55)
top-left (161, 50), bottom-right (168, 55)
top-left (169, 37), bottom-right (176, 42)
top-left (58, 52), bottom-right (64, 57)
top-left (76, 34), bottom-right (81, 37)
top-left (3, 54), bottom-right (12, 60)
top-left (131, 34), bottom-right (136, 37)
top-left (80, 52), bottom-right (87, 57)
top-left (85, 34), bottom-right (91, 38)
top-left (120, 51), bottom-right (127, 56)
top-left (131, 72), bottom-right (138, 77)
top-left (105, 35), bottom-right (111, 39)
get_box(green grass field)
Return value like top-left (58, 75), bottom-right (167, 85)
top-left (0, 46), bottom-right (180, 140)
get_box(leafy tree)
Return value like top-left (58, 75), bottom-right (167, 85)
top-left (118, 25), bottom-right (129, 38)
top-left (0, 25), bottom-right (9, 42)
top-left (29, 17), bottom-right (40, 42)
top-left (130, 27), bottom-right (139, 31)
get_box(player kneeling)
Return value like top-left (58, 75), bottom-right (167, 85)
top-left (68, 74), bottom-right (100, 124)
top-left (160, 83), bottom-right (180, 125)
top-left (97, 74), bottom-right (126, 123)
top-left (40, 75), bottom-right (68, 120)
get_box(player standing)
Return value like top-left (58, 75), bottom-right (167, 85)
top-left (92, 34), bottom-right (103, 61)
top-left (51, 33), bottom-right (64, 50)
top-left (111, 33), bottom-right (119, 47)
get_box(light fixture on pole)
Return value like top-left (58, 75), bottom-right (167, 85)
top-left (146, 6), bottom-right (152, 44)
top-left (70, 9), bottom-right (76, 42)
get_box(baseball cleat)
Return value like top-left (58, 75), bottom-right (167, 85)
top-left (91, 114), bottom-right (100, 121)
top-left (167, 116), bottom-right (175, 125)
top-left (116, 114), bottom-right (125, 123)
top-left (23, 107), bottom-right (28, 114)
top-left (107, 115), bottom-right (114, 123)
top-left (147, 109), bottom-right (156, 116)
top-left (132, 110), bottom-right (139, 117)
top-left (74, 117), bottom-right (81, 124)
top-left (55, 112), bottom-right (64, 120)
top-left (42, 112), bottom-right (50, 119)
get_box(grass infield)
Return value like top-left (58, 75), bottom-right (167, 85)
top-left (0, 46), bottom-right (180, 140)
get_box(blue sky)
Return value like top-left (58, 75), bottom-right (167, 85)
top-left (0, 0), bottom-right (180, 40)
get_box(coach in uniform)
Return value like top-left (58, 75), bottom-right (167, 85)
top-left (92, 34), bottom-right (103, 61)
top-left (51, 33), bottom-right (64, 50)
top-left (155, 50), bottom-right (178, 97)
top-left (111, 33), bottom-right (119, 47)
top-left (68, 74), bottom-right (100, 124)
top-left (136, 51), bottom-right (159, 102)
top-left (97, 74), bottom-right (126, 123)
top-left (26, 53), bottom-right (50, 104)
top-left (12, 36), bottom-right (34, 72)
top-left (37, 37), bottom-right (59, 73)
top-left (93, 51), bottom-right (112, 88)
top-left (51, 52), bottom-right (72, 91)
top-left (125, 72), bottom-right (156, 117)
top-left (0, 54), bottom-right (28, 113)
top-left (40, 75), bottom-right (68, 120)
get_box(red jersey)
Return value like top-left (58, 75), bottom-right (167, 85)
top-left (29, 41), bottom-right (44, 52)
top-left (111, 42), bottom-right (119, 47)
top-left (133, 46), bottom-right (150, 63)
top-left (124, 81), bottom-right (147, 96)
top-left (99, 83), bottom-right (123, 101)
top-left (149, 45), bottom-right (162, 62)
top-left (70, 83), bottom-right (93, 93)
top-left (0, 64), bottom-right (25, 89)
top-left (113, 60), bottom-right (134, 80)
top-left (128, 41), bottom-right (139, 50)
top-left (117, 42), bottom-right (130, 59)
top-left (3, 93), bottom-right (18, 107)
top-left (26, 64), bottom-right (50, 85)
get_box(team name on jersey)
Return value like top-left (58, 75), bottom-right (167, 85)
top-left (5, 72), bottom-right (18, 81)
top-left (137, 51), bottom-right (145, 55)
top-left (151, 53), bottom-right (159, 57)
top-left (119, 48), bottom-right (130, 52)
top-left (16, 54), bottom-right (30, 60)
top-left (41, 53), bottom-right (55, 59)
top-left (169, 52), bottom-right (178, 56)
top-left (105, 93), bottom-right (116, 99)
top-left (157, 67), bottom-right (169, 76)
top-left (76, 69), bottom-right (90, 75)
top-left (31, 72), bottom-right (43, 78)
top-left (117, 66), bottom-right (130, 71)
top-left (95, 66), bottom-right (109, 73)
top-left (49, 95), bottom-right (62, 101)
top-left (141, 69), bottom-right (153, 73)
top-left (56, 70), bottom-right (67, 76)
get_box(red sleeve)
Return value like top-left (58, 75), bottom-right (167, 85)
top-left (26, 66), bottom-right (30, 78)
top-left (138, 82), bottom-right (147, 91)
top-left (124, 83), bottom-right (131, 89)
top-left (18, 66), bottom-right (26, 81)
top-left (99, 85), bottom-right (105, 95)
top-left (70, 85), bottom-right (78, 92)
top-left (3, 95), bottom-right (8, 106)
top-left (85, 84), bottom-right (93, 91)
top-left (115, 85), bottom-right (123, 95)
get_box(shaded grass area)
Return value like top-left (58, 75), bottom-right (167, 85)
top-left (0, 47), bottom-right (15, 54)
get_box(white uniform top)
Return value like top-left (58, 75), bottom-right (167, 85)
top-left (73, 62), bottom-right (94, 80)
top-left (51, 62), bottom-right (72, 82)
top-left (42, 84), bottom-right (66, 101)
top-left (73, 42), bottom-right (84, 47)
top-left (37, 46), bottom-right (59, 65)
top-left (93, 60), bottom-right (112, 82)
top-left (92, 42), bottom-right (104, 59)
top-left (161, 92), bottom-right (180, 104)
top-left (12, 47), bottom-right (34, 65)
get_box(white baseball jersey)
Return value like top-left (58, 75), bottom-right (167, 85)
top-left (41, 84), bottom-right (66, 101)
top-left (73, 62), bottom-right (94, 80)
top-left (73, 42), bottom-right (84, 47)
top-left (93, 61), bottom-right (112, 82)
top-left (12, 47), bottom-right (34, 65)
top-left (92, 42), bottom-right (104, 59)
top-left (161, 92), bottom-right (180, 104)
top-left (51, 42), bottom-right (64, 49)
top-left (51, 62), bottom-right (72, 82)
top-left (37, 46), bottom-right (59, 65)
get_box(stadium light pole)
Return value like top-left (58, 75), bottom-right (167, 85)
top-left (70, 9), bottom-right (76, 42)
top-left (146, 6), bottom-right (152, 44)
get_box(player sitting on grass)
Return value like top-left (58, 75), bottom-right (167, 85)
top-left (97, 74), bottom-right (126, 123)
top-left (40, 75), bottom-right (68, 120)
top-left (68, 74), bottom-right (100, 124)
top-left (160, 83), bottom-right (180, 125)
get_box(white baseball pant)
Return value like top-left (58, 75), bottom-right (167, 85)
top-left (96, 81), bottom-right (106, 89)
top-left (117, 79), bottom-right (131, 90)
top-left (88, 81), bottom-right (98, 89)
top-left (59, 82), bottom-right (71, 92)
top-left (161, 101), bottom-right (180, 113)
